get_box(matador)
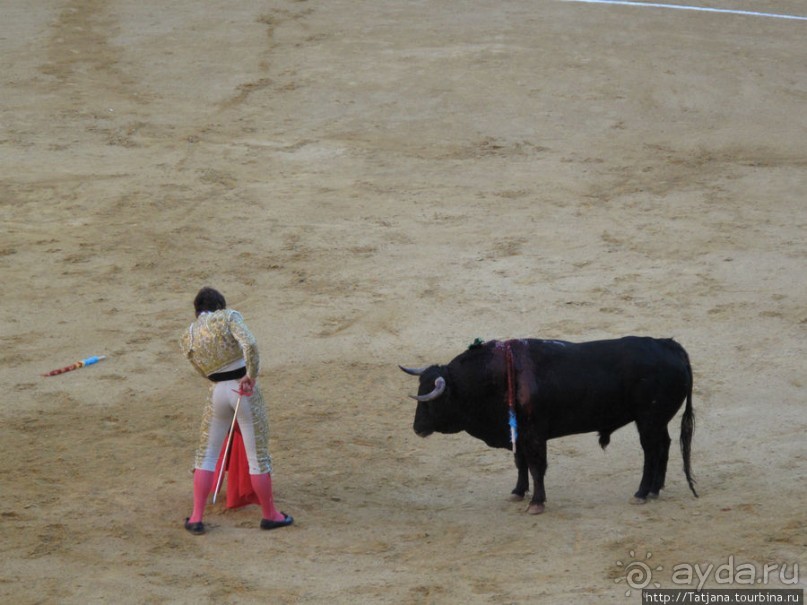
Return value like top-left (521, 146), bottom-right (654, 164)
top-left (179, 286), bottom-right (293, 535)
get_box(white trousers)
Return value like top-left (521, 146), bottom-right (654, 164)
top-left (195, 380), bottom-right (272, 475)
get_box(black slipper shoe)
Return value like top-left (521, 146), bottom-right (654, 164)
top-left (184, 517), bottom-right (205, 535)
top-left (260, 513), bottom-right (293, 530)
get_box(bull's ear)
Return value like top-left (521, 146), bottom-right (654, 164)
top-left (399, 365), bottom-right (428, 376)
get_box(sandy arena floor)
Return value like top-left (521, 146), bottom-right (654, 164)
top-left (1, 1), bottom-right (805, 603)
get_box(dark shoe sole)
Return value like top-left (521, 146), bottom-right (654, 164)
top-left (260, 513), bottom-right (293, 530)
top-left (184, 518), bottom-right (205, 535)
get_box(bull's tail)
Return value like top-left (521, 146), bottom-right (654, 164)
top-left (679, 346), bottom-right (698, 498)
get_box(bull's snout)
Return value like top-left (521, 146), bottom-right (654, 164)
top-left (413, 408), bottom-right (434, 438)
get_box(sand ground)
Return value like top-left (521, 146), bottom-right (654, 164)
top-left (1, 1), bottom-right (805, 603)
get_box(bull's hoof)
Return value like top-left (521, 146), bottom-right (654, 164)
top-left (631, 496), bottom-right (648, 505)
top-left (509, 493), bottom-right (526, 502)
top-left (526, 503), bottom-right (545, 515)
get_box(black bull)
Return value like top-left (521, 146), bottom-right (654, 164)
top-left (401, 337), bottom-right (697, 514)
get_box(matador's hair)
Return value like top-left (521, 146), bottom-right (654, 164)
top-left (193, 287), bottom-right (227, 316)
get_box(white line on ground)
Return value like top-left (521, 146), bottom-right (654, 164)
top-left (560, 0), bottom-right (807, 21)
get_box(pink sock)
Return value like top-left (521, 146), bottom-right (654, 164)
top-left (250, 473), bottom-right (284, 521)
top-left (189, 469), bottom-right (215, 523)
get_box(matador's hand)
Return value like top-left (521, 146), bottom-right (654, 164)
top-left (238, 376), bottom-right (255, 396)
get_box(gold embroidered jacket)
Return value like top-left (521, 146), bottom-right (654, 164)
top-left (180, 309), bottom-right (259, 379)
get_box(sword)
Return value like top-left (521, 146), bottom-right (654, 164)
top-left (212, 389), bottom-right (245, 504)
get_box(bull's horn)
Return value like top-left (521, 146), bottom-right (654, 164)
top-left (409, 377), bottom-right (446, 402)
top-left (399, 365), bottom-right (429, 376)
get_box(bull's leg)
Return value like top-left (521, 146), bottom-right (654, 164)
top-left (524, 437), bottom-right (547, 515)
top-left (510, 449), bottom-right (530, 501)
top-left (634, 425), bottom-right (665, 503)
top-left (649, 427), bottom-right (671, 498)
